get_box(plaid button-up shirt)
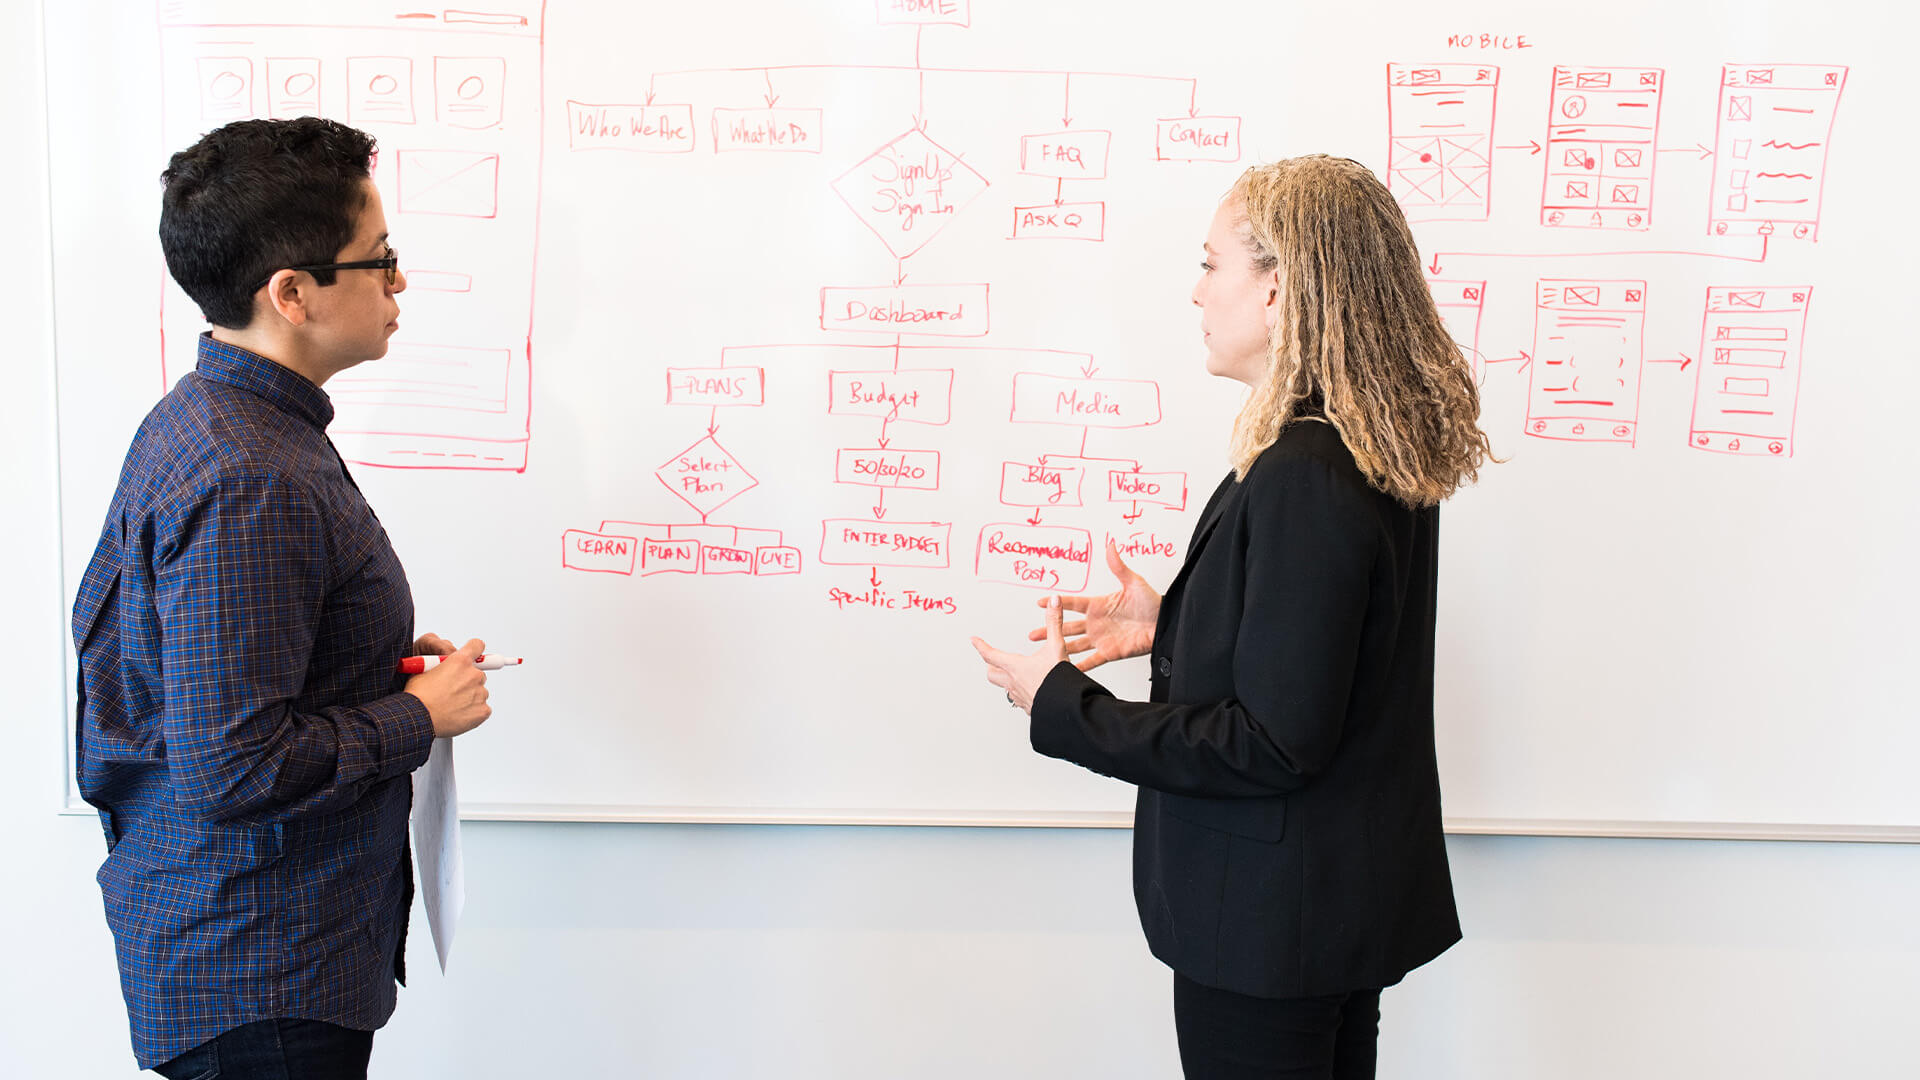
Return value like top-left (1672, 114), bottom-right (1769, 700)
top-left (72, 334), bottom-right (435, 1069)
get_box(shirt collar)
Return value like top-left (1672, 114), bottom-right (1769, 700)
top-left (194, 332), bottom-right (335, 430)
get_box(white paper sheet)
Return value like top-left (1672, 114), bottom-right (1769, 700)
top-left (410, 736), bottom-right (464, 973)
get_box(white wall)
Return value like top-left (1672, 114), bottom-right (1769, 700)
top-left (4, 3), bottom-right (1916, 1076)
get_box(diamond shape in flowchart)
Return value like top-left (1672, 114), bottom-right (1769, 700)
top-left (832, 127), bottom-right (989, 258)
top-left (656, 435), bottom-right (757, 518)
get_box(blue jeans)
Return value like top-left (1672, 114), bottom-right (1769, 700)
top-left (152, 1018), bottom-right (374, 1080)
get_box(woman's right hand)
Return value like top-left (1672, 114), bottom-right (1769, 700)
top-left (1029, 539), bottom-right (1160, 672)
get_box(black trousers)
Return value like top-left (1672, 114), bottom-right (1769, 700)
top-left (152, 1018), bottom-right (374, 1080)
top-left (1173, 973), bottom-right (1382, 1080)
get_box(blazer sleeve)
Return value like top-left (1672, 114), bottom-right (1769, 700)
top-left (1029, 454), bottom-right (1378, 797)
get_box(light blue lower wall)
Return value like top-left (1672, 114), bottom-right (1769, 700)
top-left (11, 804), bottom-right (1920, 1078)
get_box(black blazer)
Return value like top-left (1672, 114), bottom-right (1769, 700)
top-left (1031, 420), bottom-right (1460, 998)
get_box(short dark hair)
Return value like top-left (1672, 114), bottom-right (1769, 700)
top-left (159, 117), bottom-right (378, 329)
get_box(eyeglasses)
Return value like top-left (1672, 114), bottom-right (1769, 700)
top-left (253, 248), bottom-right (400, 291)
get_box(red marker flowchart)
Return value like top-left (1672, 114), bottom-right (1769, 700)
top-left (561, 0), bottom-right (1233, 606)
top-left (158, 6), bottom-right (545, 473)
top-left (1392, 59), bottom-right (1847, 458)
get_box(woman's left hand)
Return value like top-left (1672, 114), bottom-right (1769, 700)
top-left (971, 596), bottom-right (1067, 714)
top-left (413, 632), bottom-right (457, 657)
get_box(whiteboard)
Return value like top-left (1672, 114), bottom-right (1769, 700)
top-left (45, 0), bottom-right (1920, 836)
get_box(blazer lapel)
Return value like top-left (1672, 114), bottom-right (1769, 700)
top-left (1161, 473), bottom-right (1236, 600)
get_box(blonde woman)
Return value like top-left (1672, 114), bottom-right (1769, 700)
top-left (972, 156), bottom-right (1491, 1079)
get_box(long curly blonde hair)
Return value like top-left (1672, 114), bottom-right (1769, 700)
top-left (1226, 156), bottom-right (1492, 506)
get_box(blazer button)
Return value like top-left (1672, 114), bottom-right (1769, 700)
top-left (1156, 656), bottom-right (1172, 677)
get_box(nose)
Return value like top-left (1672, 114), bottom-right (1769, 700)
top-left (391, 267), bottom-right (407, 295)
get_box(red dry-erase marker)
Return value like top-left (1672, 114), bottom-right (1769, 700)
top-left (397, 654), bottom-right (524, 674)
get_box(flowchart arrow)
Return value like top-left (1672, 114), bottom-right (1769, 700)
top-left (1429, 234), bottom-right (1767, 274)
top-left (1657, 142), bottom-right (1714, 160)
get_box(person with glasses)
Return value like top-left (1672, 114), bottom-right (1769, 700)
top-left (71, 116), bottom-right (495, 1079)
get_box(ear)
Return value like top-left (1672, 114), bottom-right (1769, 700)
top-left (1262, 268), bottom-right (1282, 330)
top-left (260, 269), bottom-right (310, 328)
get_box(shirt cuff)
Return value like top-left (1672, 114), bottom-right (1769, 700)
top-left (368, 691), bottom-right (436, 777)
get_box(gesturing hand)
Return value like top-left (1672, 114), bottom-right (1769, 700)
top-left (1030, 538), bottom-right (1160, 672)
top-left (971, 596), bottom-right (1068, 715)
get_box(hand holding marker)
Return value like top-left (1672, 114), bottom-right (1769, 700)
top-left (401, 637), bottom-right (501, 739)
